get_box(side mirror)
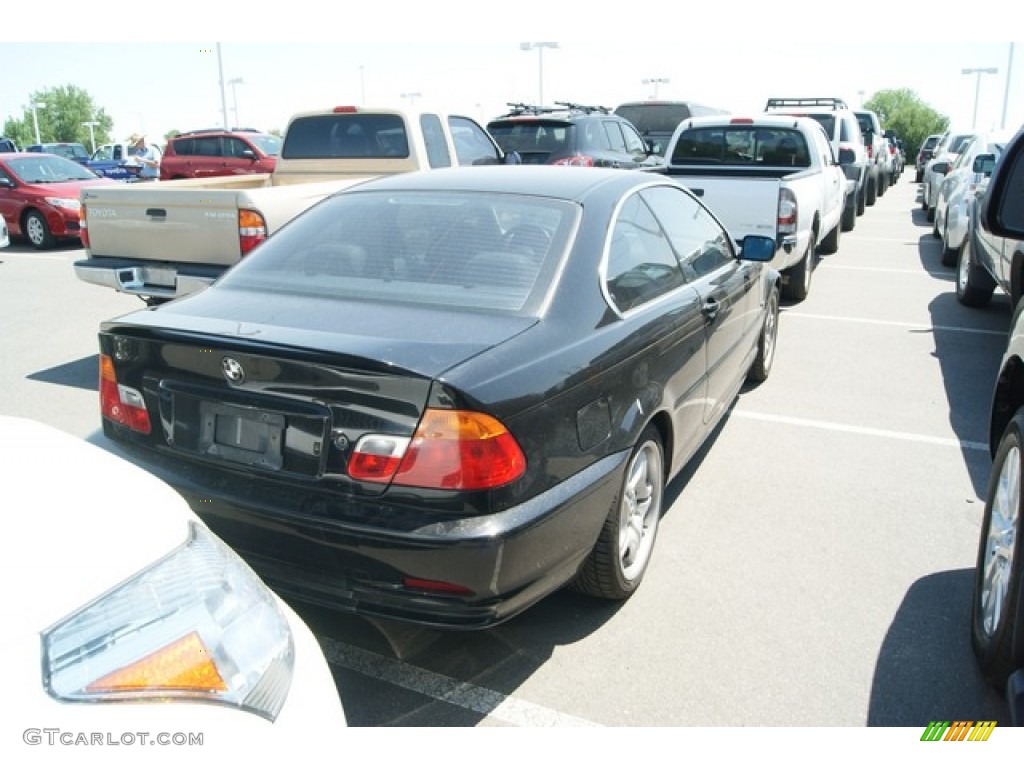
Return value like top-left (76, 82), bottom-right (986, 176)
top-left (503, 151), bottom-right (522, 165)
top-left (738, 235), bottom-right (776, 262)
top-left (974, 153), bottom-right (996, 176)
top-left (0, 177), bottom-right (14, 188)
top-left (932, 161), bottom-right (951, 175)
top-left (980, 126), bottom-right (1024, 239)
top-left (240, 150), bottom-right (257, 160)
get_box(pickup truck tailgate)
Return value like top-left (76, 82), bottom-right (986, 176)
top-left (82, 187), bottom-right (245, 264)
top-left (682, 176), bottom-right (780, 241)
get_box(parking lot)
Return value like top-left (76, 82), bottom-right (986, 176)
top-left (0, 175), bottom-right (1014, 728)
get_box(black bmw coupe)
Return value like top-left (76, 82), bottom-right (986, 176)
top-left (99, 165), bottom-right (779, 628)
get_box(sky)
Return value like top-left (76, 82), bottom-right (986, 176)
top-left (2, 8), bottom-right (1022, 147)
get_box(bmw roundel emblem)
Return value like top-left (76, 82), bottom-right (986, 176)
top-left (222, 357), bottom-right (245, 384)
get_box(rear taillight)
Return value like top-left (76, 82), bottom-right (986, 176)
top-left (347, 409), bottom-right (526, 490)
top-left (777, 188), bottom-right (798, 237)
top-left (553, 154), bottom-right (595, 167)
top-left (238, 209), bottom-right (267, 255)
top-left (79, 206), bottom-right (90, 249)
top-left (99, 354), bottom-right (151, 434)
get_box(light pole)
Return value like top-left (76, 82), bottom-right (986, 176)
top-left (520, 42), bottom-right (558, 106)
top-left (962, 67), bottom-right (998, 129)
top-left (642, 77), bottom-right (669, 99)
top-left (28, 102), bottom-right (46, 144)
top-left (82, 121), bottom-right (99, 153)
top-left (400, 91), bottom-right (421, 107)
top-left (228, 77), bottom-right (244, 128)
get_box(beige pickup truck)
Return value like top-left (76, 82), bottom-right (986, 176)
top-left (75, 106), bottom-right (516, 303)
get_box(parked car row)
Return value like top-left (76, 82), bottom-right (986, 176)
top-left (930, 130), bottom-right (1013, 267)
top-left (946, 123), bottom-right (1024, 726)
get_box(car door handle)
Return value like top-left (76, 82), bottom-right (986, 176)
top-left (702, 297), bottom-right (720, 323)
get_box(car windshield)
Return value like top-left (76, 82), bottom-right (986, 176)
top-left (950, 134), bottom-right (976, 154)
top-left (46, 144), bottom-right (89, 162)
top-left (6, 155), bottom-right (98, 182)
top-left (250, 134), bottom-right (282, 156)
top-left (217, 189), bottom-right (578, 314)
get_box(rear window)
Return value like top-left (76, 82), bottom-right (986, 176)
top-left (671, 126), bottom-right (810, 167)
top-left (218, 190), bottom-right (578, 314)
top-left (613, 104), bottom-right (694, 134)
top-left (282, 114), bottom-right (410, 159)
top-left (487, 120), bottom-right (575, 155)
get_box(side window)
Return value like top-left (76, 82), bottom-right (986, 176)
top-left (604, 192), bottom-right (686, 313)
top-left (171, 138), bottom-right (193, 155)
top-left (194, 137), bottom-right (220, 157)
top-left (812, 125), bottom-right (836, 165)
top-left (225, 138), bottom-right (249, 158)
top-left (641, 186), bottom-right (734, 280)
top-left (420, 114), bottom-right (452, 168)
top-left (448, 116), bottom-right (500, 166)
top-left (621, 123), bottom-right (647, 155)
top-left (603, 121), bottom-right (627, 153)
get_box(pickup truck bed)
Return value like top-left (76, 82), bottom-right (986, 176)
top-left (75, 107), bottom-right (514, 303)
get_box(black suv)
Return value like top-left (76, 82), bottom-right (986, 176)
top-left (0, 137), bottom-right (18, 153)
top-left (487, 102), bottom-right (658, 168)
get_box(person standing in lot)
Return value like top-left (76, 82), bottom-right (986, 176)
top-left (129, 133), bottom-right (159, 181)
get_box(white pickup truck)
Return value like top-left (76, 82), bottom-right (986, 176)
top-left (74, 106), bottom-right (516, 303)
top-left (651, 114), bottom-right (850, 300)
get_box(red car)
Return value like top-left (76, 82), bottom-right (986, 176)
top-left (0, 153), bottom-right (116, 249)
top-left (159, 129), bottom-right (280, 181)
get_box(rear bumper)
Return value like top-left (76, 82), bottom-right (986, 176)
top-left (74, 257), bottom-right (223, 299)
top-left (104, 423), bottom-right (628, 629)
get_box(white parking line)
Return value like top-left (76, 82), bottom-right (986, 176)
top-left (730, 409), bottom-right (989, 452)
top-left (319, 636), bottom-right (602, 727)
top-left (781, 311), bottom-right (1006, 336)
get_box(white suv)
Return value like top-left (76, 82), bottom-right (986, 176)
top-left (765, 97), bottom-right (867, 230)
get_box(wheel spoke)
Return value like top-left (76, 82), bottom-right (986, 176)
top-left (981, 445), bottom-right (1021, 636)
top-left (618, 444), bottom-right (661, 576)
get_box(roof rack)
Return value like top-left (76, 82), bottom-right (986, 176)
top-left (502, 103), bottom-right (560, 116)
top-left (765, 97), bottom-right (849, 110)
top-left (554, 101), bottom-right (610, 114)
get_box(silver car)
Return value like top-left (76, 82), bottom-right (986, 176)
top-left (922, 131), bottom-right (979, 220)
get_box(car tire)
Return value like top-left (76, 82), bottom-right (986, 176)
top-left (24, 210), bottom-right (55, 250)
top-left (747, 284), bottom-right (780, 383)
top-left (856, 186), bottom-right (866, 216)
top-left (972, 410), bottom-right (1024, 690)
top-left (866, 178), bottom-right (877, 207)
top-left (841, 196), bottom-right (857, 232)
top-left (784, 230), bottom-right (816, 301)
top-left (820, 219), bottom-right (841, 255)
top-left (956, 234), bottom-right (996, 307)
top-left (926, 205), bottom-right (935, 223)
top-left (915, 170), bottom-right (923, 183)
top-left (574, 426), bottom-right (664, 600)
top-left (932, 211), bottom-right (942, 239)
